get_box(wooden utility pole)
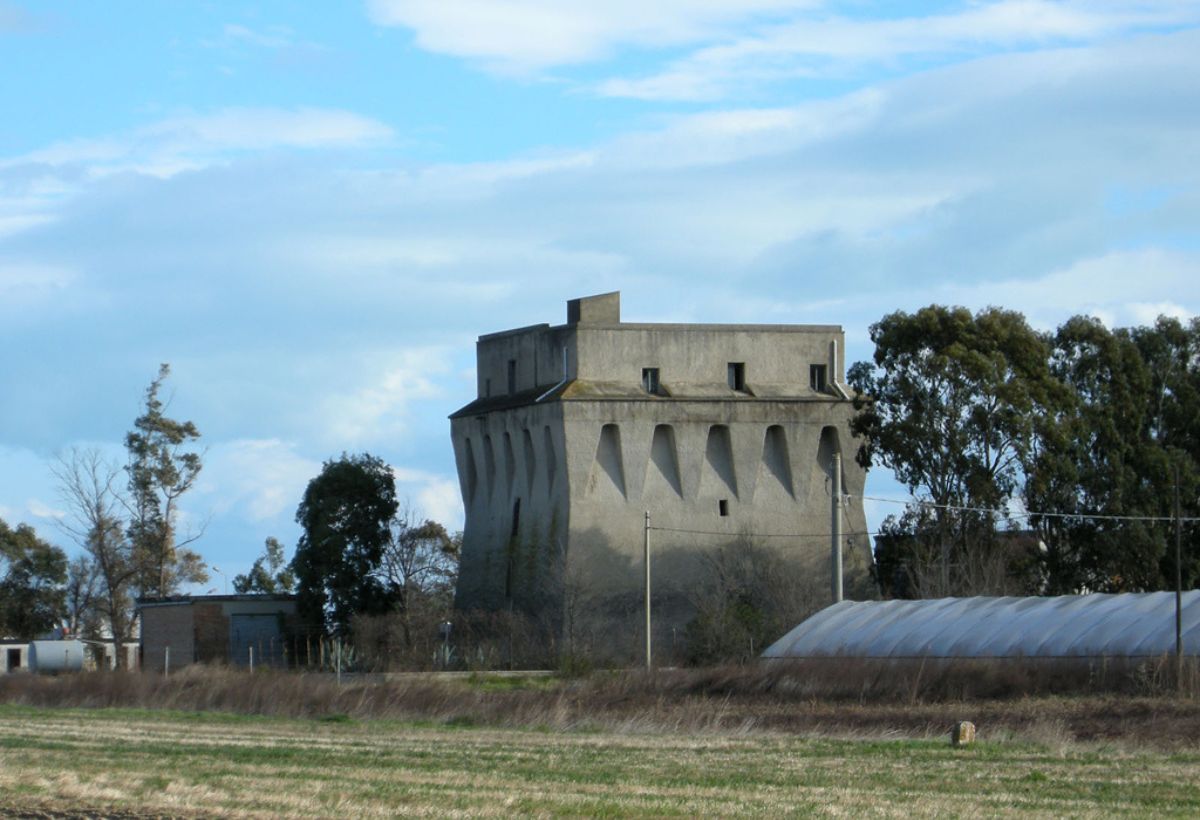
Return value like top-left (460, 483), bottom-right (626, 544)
top-left (644, 511), bottom-right (652, 670)
top-left (1176, 462), bottom-right (1184, 694)
top-left (832, 453), bottom-right (843, 604)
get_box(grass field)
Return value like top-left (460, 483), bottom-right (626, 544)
top-left (3, 704), bottom-right (1200, 817)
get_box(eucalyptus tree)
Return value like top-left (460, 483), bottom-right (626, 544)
top-left (1026, 316), bottom-right (1199, 592)
top-left (233, 537), bottom-right (296, 594)
top-left (292, 453), bottom-right (398, 633)
top-left (0, 518), bottom-right (67, 639)
top-left (124, 364), bottom-right (207, 597)
top-left (849, 305), bottom-right (1062, 596)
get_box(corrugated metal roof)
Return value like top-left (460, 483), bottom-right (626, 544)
top-left (763, 592), bottom-right (1200, 659)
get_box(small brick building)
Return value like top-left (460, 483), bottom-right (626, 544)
top-left (138, 594), bottom-right (299, 671)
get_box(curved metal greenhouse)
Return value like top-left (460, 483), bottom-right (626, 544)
top-left (763, 592), bottom-right (1200, 660)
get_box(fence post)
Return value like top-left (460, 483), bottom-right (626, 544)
top-left (336, 640), bottom-right (342, 686)
top-left (249, 645), bottom-right (254, 674)
top-left (165, 645), bottom-right (170, 677)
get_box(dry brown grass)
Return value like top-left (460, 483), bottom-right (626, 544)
top-left (3, 659), bottom-right (1200, 749)
top-left (2, 703), bottom-right (1200, 818)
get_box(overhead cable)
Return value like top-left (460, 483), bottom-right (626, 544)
top-left (855, 494), bottom-right (1200, 524)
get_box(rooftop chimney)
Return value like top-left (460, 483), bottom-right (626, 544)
top-left (567, 291), bottom-right (620, 325)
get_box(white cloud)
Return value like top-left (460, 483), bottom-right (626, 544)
top-left (221, 23), bottom-right (298, 50)
top-left (0, 262), bottom-right (74, 299)
top-left (196, 439), bottom-right (321, 522)
top-left (416, 477), bottom-right (464, 530)
top-left (912, 248), bottom-right (1200, 330)
top-left (366, 0), bottom-right (1198, 95)
top-left (391, 466), bottom-right (464, 528)
top-left (1127, 302), bottom-right (1193, 325)
top-left (320, 348), bottom-right (450, 445)
top-left (3, 107), bottom-right (392, 181)
top-left (366, 0), bottom-right (814, 72)
top-left (2, 25), bottom-right (1197, 549)
top-left (25, 498), bottom-right (64, 521)
top-left (597, 0), bottom-right (1200, 100)
top-left (0, 213), bottom-right (54, 239)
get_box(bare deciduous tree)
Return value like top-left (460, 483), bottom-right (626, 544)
top-left (52, 448), bottom-right (141, 668)
top-left (375, 508), bottom-right (458, 649)
top-left (64, 555), bottom-right (102, 639)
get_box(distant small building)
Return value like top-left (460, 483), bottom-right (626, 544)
top-left (2, 634), bottom-right (139, 673)
top-left (1, 640), bottom-right (28, 674)
top-left (91, 642), bottom-right (140, 670)
top-left (138, 594), bottom-right (299, 671)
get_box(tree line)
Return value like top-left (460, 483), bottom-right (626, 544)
top-left (6, 307), bottom-right (1196, 669)
top-left (850, 307), bottom-right (1199, 598)
top-left (1, 367), bottom-right (458, 669)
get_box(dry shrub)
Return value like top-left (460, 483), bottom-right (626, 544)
top-left (4, 657), bottom-right (1200, 748)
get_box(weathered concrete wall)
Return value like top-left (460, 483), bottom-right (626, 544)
top-left (556, 399), bottom-right (871, 656)
top-left (452, 400), bottom-right (568, 611)
top-left (573, 324), bottom-right (844, 388)
top-left (476, 325), bottom-right (573, 398)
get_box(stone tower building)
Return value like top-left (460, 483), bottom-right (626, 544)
top-left (450, 292), bottom-right (870, 655)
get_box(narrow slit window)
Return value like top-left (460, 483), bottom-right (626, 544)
top-left (510, 498), bottom-right (521, 538)
top-left (727, 362), bottom-right (746, 392)
top-left (642, 367), bottom-right (660, 395)
top-left (718, 499), bottom-right (729, 517)
top-left (507, 359), bottom-right (517, 395)
top-left (484, 377), bottom-right (492, 397)
top-left (810, 364), bottom-right (827, 393)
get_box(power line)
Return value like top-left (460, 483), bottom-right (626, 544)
top-left (856, 494), bottom-right (1200, 525)
top-left (647, 491), bottom-right (1200, 541)
top-left (648, 524), bottom-right (875, 539)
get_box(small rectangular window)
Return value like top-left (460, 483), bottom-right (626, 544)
top-left (810, 364), bottom-right (827, 393)
top-left (727, 362), bottom-right (745, 391)
top-left (718, 499), bottom-right (729, 517)
top-left (507, 359), bottom-right (517, 395)
top-left (511, 498), bottom-right (521, 538)
top-left (484, 377), bottom-right (492, 397)
top-left (642, 367), bottom-right (660, 395)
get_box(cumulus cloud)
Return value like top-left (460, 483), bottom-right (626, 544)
top-left (602, 0), bottom-right (1200, 100)
top-left (2, 107), bottom-right (392, 181)
top-left (196, 439), bottom-right (321, 522)
top-left (365, 0), bottom-right (1198, 97)
top-left (1, 22), bottom-right (1197, 562)
top-left (0, 446), bottom-right (68, 532)
top-left (0, 261), bottom-right (74, 303)
top-left (25, 498), bottom-right (64, 521)
top-left (317, 347), bottom-right (451, 446)
top-left (924, 249), bottom-right (1200, 330)
top-left (366, 0), bottom-right (811, 72)
top-left (392, 466), bottom-right (465, 528)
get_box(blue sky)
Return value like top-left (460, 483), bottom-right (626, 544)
top-left (2, 0), bottom-right (1198, 587)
